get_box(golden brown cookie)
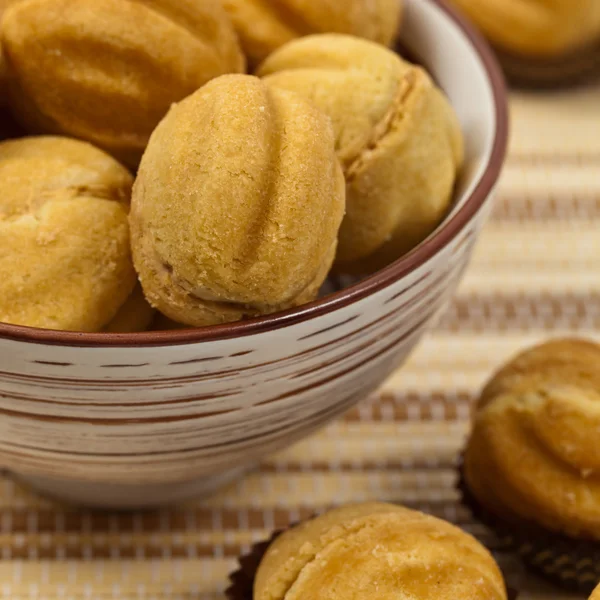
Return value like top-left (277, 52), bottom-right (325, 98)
top-left (259, 34), bottom-right (463, 272)
top-left (0, 136), bottom-right (147, 332)
top-left (222, 0), bottom-right (402, 66)
top-left (131, 74), bottom-right (345, 327)
top-left (103, 284), bottom-right (155, 333)
top-left (465, 339), bottom-right (600, 540)
top-left (0, 0), bottom-right (15, 106)
top-left (255, 502), bottom-right (507, 600)
top-left (591, 583), bottom-right (600, 600)
top-left (449, 0), bottom-right (600, 58)
top-left (1, 0), bottom-right (245, 167)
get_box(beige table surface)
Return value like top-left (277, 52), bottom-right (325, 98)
top-left (1, 83), bottom-right (599, 599)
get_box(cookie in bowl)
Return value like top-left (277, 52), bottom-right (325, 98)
top-left (259, 34), bottom-right (464, 273)
top-left (1, 0), bottom-right (245, 166)
top-left (463, 339), bottom-right (600, 592)
top-left (103, 284), bottom-right (155, 334)
top-left (227, 502), bottom-right (508, 600)
top-left (591, 583), bottom-right (600, 600)
top-left (222, 0), bottom-right (402, 67)
top-left (0, 136), bottom-right (152, 332)
top-left (131, 74), bottom-right (345, 327)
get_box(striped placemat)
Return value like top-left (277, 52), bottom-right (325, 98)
top-left (1, 82), bottom-right (599, 600)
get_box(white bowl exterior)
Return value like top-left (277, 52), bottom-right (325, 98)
top-left (0, 0), bottom-right (501, 502)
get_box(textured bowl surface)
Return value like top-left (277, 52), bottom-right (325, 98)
top-left (0, 0), bottom-right (508, 508)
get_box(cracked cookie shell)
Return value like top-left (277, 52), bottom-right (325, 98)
top-left (0, 136), bottom-right (152, 332)
top-left (463, 338), bottom-right (600, 591)
top-left (1, 0), bottom-right (245, 167)
top-left (222, 0), bottom-right (402, 67)
top-left (131, 74), bottom-right (345, 327)
top-left (258, 34), bottom-right (464, 272)
top-left (248, 503), bottom-right (507, 600)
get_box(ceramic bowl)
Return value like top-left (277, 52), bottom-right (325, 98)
top-left (0, 0), bottom-right (508, 508)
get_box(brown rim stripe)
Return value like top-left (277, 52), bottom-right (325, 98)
top-left (384, 271), bottom-right (432, 305)
top-left (0, 390), bottom-right (368, 468)
top-left (1, 388), bottom-right (368, 456)
top-left (0, 390), bottom-right (473, 421)
top-left (0, 389), bottom-right (241, 408)
top-left (99, 362), bottom-right (151, 368)
top-left (0, 402), bottom-right (239, 425)
top-left (249, 315), bottom-right (430, 408)
top-left (0, 369), bottom-right (248, 389)
top-left (288, 298), bottom-right (440, 381)
top-left (297, 315), bottom-right (360, 341)
top-left (0, 0), bottom-right (509, 347)
top-left (0, 411), bottom-right (468, 469)
top-left (169, 356), bottom-right (225, 367)
top-left (32, 360), bottom-right (73, 367)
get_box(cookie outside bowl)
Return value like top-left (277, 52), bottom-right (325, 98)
top-left (446, 0), bottom-right (600, 88)
top-left (226, 503), bottom-right (517, 600)
top-left (0, 0), bottom-right (508, 509)
top-left (460, 339), bottom-right (600, 594)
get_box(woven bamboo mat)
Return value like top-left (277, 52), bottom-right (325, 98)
top-left (1, 83), bottom-right (599, 599)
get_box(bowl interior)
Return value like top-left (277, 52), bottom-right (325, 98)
top-left (0, 0), bottom-right (507, 346)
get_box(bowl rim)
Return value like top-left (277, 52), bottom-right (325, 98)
top-left (0, 0), bottom-right (509, 348)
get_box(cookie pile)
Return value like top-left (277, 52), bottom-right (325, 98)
top-left (0, 0), bottom-right (463, 331)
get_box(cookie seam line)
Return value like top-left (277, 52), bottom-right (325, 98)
top-left (0, 184), bottom-right (130, 225)
top-left (124, 0), bottom-right (222, 57)
top-left (252, 0), bottom-right (313, 39)
top-left (345, 66), bottom-right (419, 181)
top-left (277, 513), bottom-right (504, 600)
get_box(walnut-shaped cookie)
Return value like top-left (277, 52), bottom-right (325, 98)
top-left (259, 35), bottom-right (463, 273)
top-left (0, 136), bottom-right (153, 332)
top-left (222, 0), bottom-right (402, 66)
top-left (450, 0), bottom-right (600, 58)
top-left (464, 338), bottom-right (600, 592)
top-left (254, 503), bottom-right (507, 600)
top-left (1, 0), bottom-right (245, 166)
top-left (131, 75), bottom-right (345, 327)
